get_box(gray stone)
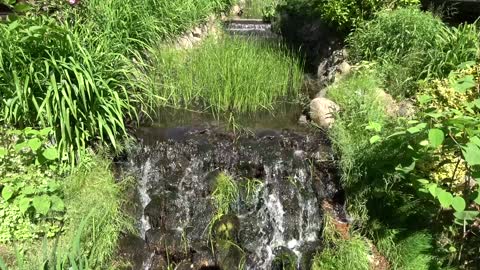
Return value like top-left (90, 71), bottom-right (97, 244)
top-left (298, 115), bottom-right (308, 125)
top-left (192, 27), bottom-right (202, 37)
top-left (309, 97), bottom-right (339, 128)
top-left (336, 61), bottom-right (351, 76)
top-left (376, 89), bottom-right (399, 117)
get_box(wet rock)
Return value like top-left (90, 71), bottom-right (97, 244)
top-left (150, 255), bottom-right (168, 270)
top-left (126, 127), bottom-right (342, 268)
top-left (216, 240), bottom-right (245, 270)
top-left (213, 214), bottom-right (240, 241)
top-left (298, 115), bottom-right (308, 125)
top-left (297, 241), bottom-right (322, 270)
top-left (309, 97), bottom-right (339, 128)
top-left (117, 233), bottom-right (148, 270)
top-left (146, 229), bottom-right (189, 262)
top-left (175, 261), bottom-right (194, 270)
top-left (192, 247), bottom-right (216, 269)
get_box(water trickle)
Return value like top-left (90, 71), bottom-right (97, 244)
top-left (124, 126), bottom-right (342, 269)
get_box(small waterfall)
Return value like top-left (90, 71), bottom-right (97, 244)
top-left (225, 19), bottom-right (277, 38)
top-left (125, 126), bottom-right (342, 269)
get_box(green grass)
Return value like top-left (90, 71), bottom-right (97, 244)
top-left (0, 153), bottom-right (133, 269)
top-left (155, 36), bottom-right (303, 115)
top-left (242, 0), bottom-right (279, 19)
top-left (75, 0), bottom-right (233, 54)
top-left (0, 16), bottom-right (154, 162)
top-left (60, 153), bottom-right (135, 267)
top-left (312, 215), bottom-right (370, 270)
top-left (326, 69), bottom-right (389, 189)
top-left (347, 8), bottom-right (480, 97)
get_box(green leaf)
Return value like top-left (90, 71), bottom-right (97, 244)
top-left (22, 186), bottom-right (36, 195)
top-left (471, 136), bottom-right (480, 147)
top-left (396, 161), bottom-right (416, 174)
top-left (473, 99), bottom-right (480, 109)
top-left (452, 196), bottom-right (466, 212)
top-left (366, 122), bottom-right (382, 132)
top-left (14, 3), bottom-right (32, 13)
top-left (369, 135), bottom-right (381, 145)
top-left (454, 211), bottom-right (479, 221)
top-left (437, 189), bottom-right (453, 208)
top-left (32, 195), bottom-right (51, 215)
top-left (50, 195), bottom-right (64, 212)
top-left (0, 147), bottom-right (6, 158)
top-left (407, 123), bottom-right (427, 134)
top-left (428, 129), bottom-right (444, 148)
top-left (18, 197), bottom-right (31, 214)
top-left (39, 127), bottom-right (52, 136)
top-left (1, 186), bottom-right (14, 201)
top-left (42, 148), bottom-right (58, 161)
top-left (417, 95), bottom-right (432, 105)
top-left (462, 143), bottom-right (480, 166)
top-left (419, 140), bottom-right (429, 147)
top-left (27, 138), bottom-right (42, 152)
top-left (428, 183), bottom-right (438, 197)
top-left (451, 75), bottom-right (475, 93)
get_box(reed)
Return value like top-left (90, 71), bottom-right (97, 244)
top-left (156, 36), bottom-right (303, 115)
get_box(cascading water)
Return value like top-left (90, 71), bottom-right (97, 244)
top-left (224, 19), bottom-right (277, 38)
top-left (122, 126), bottom-right (343, 270)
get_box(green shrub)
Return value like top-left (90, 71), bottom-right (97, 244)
top-left (348, 8), bottom-right (443, 64)
top-left (0, 16), bottom-right (150, 161)
top-left (156, 36), bottom-right (303, 114)
top-left (276, 0), bottom-right (420, 32)
top-left (348, 8), bottom-right (479, 97)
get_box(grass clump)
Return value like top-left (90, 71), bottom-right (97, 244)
top-left (60, 153), bottom-right (134, 267)
top-left (312, 215), bottom-right (370, 270)
top-left (76, 0), bottom-right (232, 53)
top-left (0, 153), bottom-right (133, 269)
top-left (156, 36), bottom-right (303, 115)
top-left (348, 7), bottom-right (480, 97)
top-left (326, 69), bottom-right (390, 188)
top-left (0, 16), bottom-right (151, 162)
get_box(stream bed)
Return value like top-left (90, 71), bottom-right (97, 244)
top-left (118, 117), bottom-right (344, 270)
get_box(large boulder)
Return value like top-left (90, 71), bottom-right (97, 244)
top-left (309, 97), bottom-right (339, 128)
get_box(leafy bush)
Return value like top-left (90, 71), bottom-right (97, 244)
top-left (368, 63), bottom-right (480, 267)
top-left (0, 16), bottom-right (149, 161)
top-left (276, 0), bottom-right (420, 32)
top-left (348, 8), bottom-right (480, 97)
top-left (0, 127), bottom-right (64, 243)
top-left (156, 36), bottom-right (303, 114)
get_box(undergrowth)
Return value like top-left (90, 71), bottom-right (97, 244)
top-left (0, 152), bottom-right (134, 269)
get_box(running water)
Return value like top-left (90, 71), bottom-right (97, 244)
top-left (124, 126), bottom-right (343, 269)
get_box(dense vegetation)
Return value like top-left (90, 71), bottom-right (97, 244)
top-left (1, 0), bottom-right (479, 269)
top-left (273, 1), bottom-right (480, 268)
top-left (0, 0), bottom-right (307, 268)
